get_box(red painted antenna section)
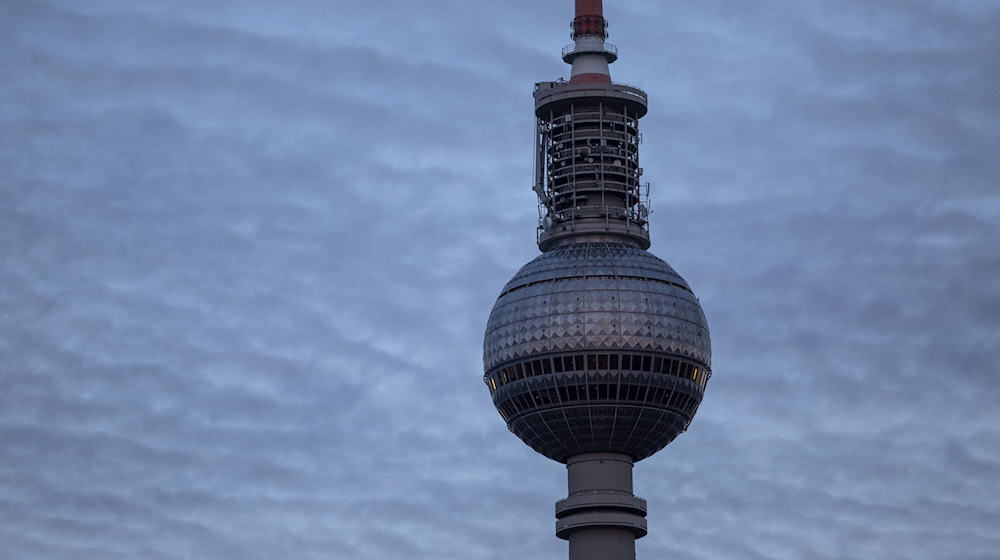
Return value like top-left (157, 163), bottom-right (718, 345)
top-left (576, 0), bottom-right (603, 17)
top-left (573, 0), bottom-right (607, 39)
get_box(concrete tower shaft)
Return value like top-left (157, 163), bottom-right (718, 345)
top-left (557, 454), bottom-right (646, 560)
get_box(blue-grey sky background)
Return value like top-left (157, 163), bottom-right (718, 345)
top-left (2, 1), bottom-right (999, 558)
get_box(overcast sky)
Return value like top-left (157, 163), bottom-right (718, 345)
top-left (2, 0), bottom-right (999, 559)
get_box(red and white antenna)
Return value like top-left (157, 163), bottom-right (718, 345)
top-left (564, 0), bottom-right (618, 84)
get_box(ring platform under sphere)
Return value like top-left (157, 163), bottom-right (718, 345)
top-left (483, 242), bottom-right (712, 463)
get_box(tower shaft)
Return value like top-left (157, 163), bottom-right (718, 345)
top-left (556, 453), bottom-right (647, 560)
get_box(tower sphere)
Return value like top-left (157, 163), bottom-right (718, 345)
top-left (483, 242), bottom-right (711, 463)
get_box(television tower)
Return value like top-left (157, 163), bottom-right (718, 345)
top-left (483, 2), bottom-right (712, 559)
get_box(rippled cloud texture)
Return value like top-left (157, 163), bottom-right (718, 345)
top-left (2, 0), bottom-right (998, 558)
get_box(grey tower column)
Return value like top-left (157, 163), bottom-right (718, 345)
top-left (556, 453), bottom-right (647, 560)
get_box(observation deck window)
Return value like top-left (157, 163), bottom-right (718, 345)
top-left (488, 353), bottom-right (710, 403)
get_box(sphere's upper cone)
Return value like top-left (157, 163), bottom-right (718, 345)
top-left (483, 242), bottom-right (711, 463)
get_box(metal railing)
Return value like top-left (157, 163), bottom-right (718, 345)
top-left (562, 41), bottom-right (618, 59)
top-left (534, 81), bottom-right (648, 107)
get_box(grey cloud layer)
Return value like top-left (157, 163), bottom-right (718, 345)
top-left (2, 0), bottom-right (998, 559)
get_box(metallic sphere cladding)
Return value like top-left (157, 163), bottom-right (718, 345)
top-left (483, 243), bottom-right (711, 463)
